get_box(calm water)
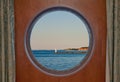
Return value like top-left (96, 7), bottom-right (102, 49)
top-left (32, 50), bottom-right (87, 71)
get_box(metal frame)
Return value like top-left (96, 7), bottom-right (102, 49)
top-left (24, 7), bottom-right (94, 76)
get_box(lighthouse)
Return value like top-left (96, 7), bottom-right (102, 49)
top-left (55, 48), bottom-right (57, 53)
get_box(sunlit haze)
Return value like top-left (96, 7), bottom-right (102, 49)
top-left (30, 11), bottom-right (89, 50)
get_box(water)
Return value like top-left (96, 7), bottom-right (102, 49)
top-left (32, 50), bottom-right (87, 71)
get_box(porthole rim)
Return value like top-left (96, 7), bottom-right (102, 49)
top-left (24, 6), bottom-right (94, 77)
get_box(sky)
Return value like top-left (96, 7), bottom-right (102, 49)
top-left (30, 11), bottom-right (89, 50)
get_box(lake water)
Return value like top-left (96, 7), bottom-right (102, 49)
top-left (32, 50), bottom-right (86, 71)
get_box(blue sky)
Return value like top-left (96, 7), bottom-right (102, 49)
top-left (30, 11), bottom-right (89, 50)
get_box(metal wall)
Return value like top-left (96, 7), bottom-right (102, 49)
top-left (0, 0), bottom-right (120, 82)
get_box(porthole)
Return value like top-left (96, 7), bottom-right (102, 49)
top-left (25, 7), bottom-right (93, 76)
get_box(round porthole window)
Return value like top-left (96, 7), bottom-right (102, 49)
top-left (25, 7), bottom-right (93, 76)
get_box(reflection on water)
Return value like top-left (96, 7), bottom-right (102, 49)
top-left (32, 50), bottom-right (87, 71)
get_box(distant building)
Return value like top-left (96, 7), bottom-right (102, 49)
top-left (78, 47), bottom-right (88, 51)
top-left (65, 47), bottom-right (88, 51)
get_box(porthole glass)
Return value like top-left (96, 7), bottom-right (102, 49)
top-left (25, 7), bottom-right (93, 76)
